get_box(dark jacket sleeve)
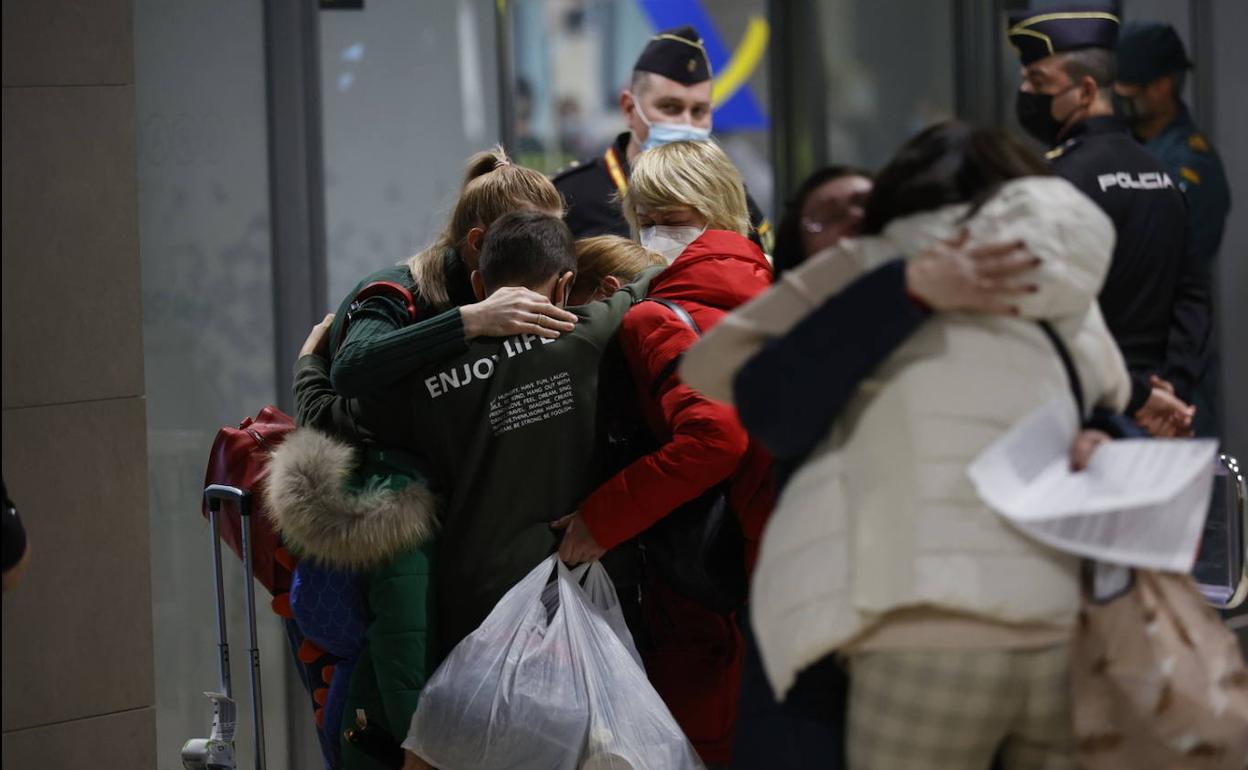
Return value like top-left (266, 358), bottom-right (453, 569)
top-left (330, 298), bottom-right (467, 398)
top-left (1126, 372), bottom-right (1152, 416)
top-left (1181, 143), bottom-right (1233, 277)
top-left (1161, 219), bottom-right (1213, 401)
top-left (294, 355), bottom-right (371, 442)
top-left (733, 259), bottom-right (930, 461)
top-left (1085, 407), bottom-right (1148, 439)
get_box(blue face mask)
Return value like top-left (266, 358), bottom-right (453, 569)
top-left (634, 103), bottom-right (712, 151)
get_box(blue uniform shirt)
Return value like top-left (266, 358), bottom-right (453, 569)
top-left (1143, 102), bottom-right (1232, 270)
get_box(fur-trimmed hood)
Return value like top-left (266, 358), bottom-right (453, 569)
top-left (264, 429), bottom-right (439, 570)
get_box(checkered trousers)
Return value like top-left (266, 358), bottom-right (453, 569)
top-left (846, 644), bottom-right (1075, 770)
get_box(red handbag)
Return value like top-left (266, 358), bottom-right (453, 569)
top-left (202, 405), bottom-right (297, 595)
top-left (202, 279), bottom-right (418, 596)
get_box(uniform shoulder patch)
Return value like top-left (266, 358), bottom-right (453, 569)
top-left (1188, 134), bottom-right (1210, 153)
top-left (1180, 166), bottom-right (1201, 185)
top-left (1044, 137), bottom-right (1080, 161)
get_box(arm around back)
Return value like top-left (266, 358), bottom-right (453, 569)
top-left (734, 259), bottom-right (929, 461)
top-left (680, 240), bottom-right (867, 404)
top-left (330, 295), bottom-right (467, 398)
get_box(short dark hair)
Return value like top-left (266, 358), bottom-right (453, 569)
top-left (860, 121), bottom-right (1050, 236)
top-left (1060, 47), bottom-right (1116, 88)
top-left (478, 210), bottom-right (576, 292)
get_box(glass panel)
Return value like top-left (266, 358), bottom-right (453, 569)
top-left (508, 0), bottom-right (776, 217)
top-left (817, 0), bottom-right (957, 172)
top-left (135, 2), bottom-right (303, 767)
top-left (320, 0), bottom-right (501, 305)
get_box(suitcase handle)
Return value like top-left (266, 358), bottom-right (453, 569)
top-left (205, 484), bottom-right (251, 516)
top-left (202, 483), bottom-right (266, 769)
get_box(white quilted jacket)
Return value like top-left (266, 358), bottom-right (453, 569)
top-left (735, 177), bottom-right (1131, 697)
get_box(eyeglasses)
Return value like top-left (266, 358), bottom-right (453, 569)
top-left (798, 212), bottom-right (858, 232)
top-left (801, 209), bottom-right (862, 234)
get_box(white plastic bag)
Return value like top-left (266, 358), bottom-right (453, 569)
top-left (403, 555), bottom-right (703, 770)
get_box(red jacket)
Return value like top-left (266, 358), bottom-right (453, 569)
top-left (580, 229), bottom-right (776, 569)
top-left (579, 230), bottom-right (775, 765)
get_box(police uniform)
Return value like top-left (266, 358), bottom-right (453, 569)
top-left (1117, 21), bottom-right (1230, 433)
top-left (552, 26), bottom-right (772, 249)
top-left (1118, 21), bottom-right (1232, 273)
top-left (1009, 6), bottom-right (1211, 412)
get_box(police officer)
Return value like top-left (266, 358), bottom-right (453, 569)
top-left (1116, 21), bottom-right (1231, 435)
top-left (1008, 2), bottom-right (1209, 435)
top-left (553, 26), bottom-right (771, 249)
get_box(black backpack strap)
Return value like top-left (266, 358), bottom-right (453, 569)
top-left (641, 298), bottom-right (701, 400)
top-left (642, 297), bottom-right (703, 336)
top-left (1037, 320), bottom-right (1085, 420)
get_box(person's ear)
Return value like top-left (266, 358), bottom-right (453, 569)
top-left (470, 269), bottom-right (487, 302)
top-left (620, 89), bottom-right (635, 120)
top-left (600, 275), bottom-right (623, 296)
top-left (463, 227), bottom-right (486, 271)
top-left (1079, 75), bottom-right (1099, 106)
top-left (553, 271), bottom-right (575, 307)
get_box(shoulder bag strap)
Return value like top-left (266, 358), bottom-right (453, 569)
top-left (641, 298), bottom-right (701, 399)
top-left (1037, 320), bottom-right (1085, 420)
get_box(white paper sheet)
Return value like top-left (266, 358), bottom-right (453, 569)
top-left (967, 399), bottom-right (1218, 572)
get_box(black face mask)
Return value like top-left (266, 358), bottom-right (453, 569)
top-left (1015, 86), bottom-right (1078, 146)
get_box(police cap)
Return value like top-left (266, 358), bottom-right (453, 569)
top-left (1117, 22), bottom-right (1192, 85)
top-left (633, 25), bottom-right (711, 85)
top-left (1008, 2), bottom-right (1121, 66)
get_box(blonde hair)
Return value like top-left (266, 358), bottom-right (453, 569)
top-left (407, 146), bottom-right (563, 310)
top-left (623, 140), bottom-right (751, 236)
top-left (572, 236), bottom-right (666, 298)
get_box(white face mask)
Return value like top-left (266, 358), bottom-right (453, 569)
top-left (633, 102), bottom-right (712, 151)
top-left (639, 225), bottom-right (705, 263)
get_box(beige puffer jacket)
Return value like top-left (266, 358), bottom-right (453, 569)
top-left (682, 176), bottom-right (1132, 697)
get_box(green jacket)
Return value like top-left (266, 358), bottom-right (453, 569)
top-left (409, 269), bottom-right (658, 654)
top-left (296, 268), bottom-right (659, 655)
top-left (271, 374), bottom-right (443, 770)
top-left (340, 540), bottom-right (436, 770)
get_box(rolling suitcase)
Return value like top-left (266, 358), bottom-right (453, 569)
top-left (1193, 453), bottom-right (1247, 608)
top-left (181, 484), bottom-right (267, 770)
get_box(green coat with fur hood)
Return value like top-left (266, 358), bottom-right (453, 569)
top-left (266, 423), bottom-right (440, 770)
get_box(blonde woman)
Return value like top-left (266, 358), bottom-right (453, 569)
top-left (552, 140), bottom-right (773, 765)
